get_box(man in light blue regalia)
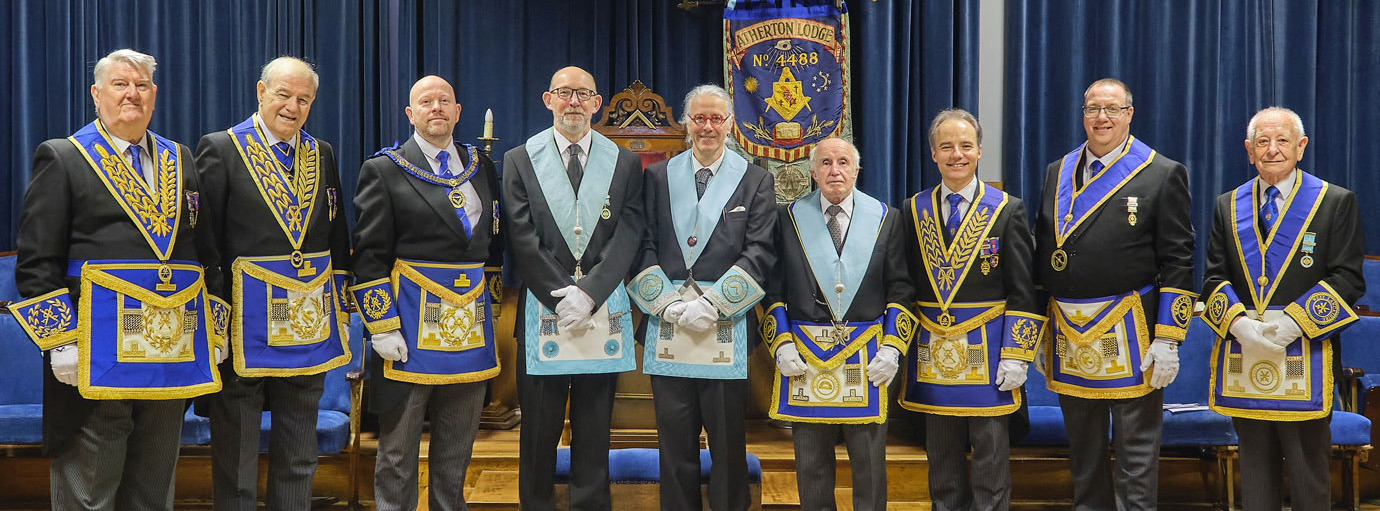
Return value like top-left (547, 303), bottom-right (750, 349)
top-left (13, 48), bottom-right (226, 510)
top-left (899, 109), bottom-right (1046, 511)
top-left (627, 84), bottom-right (776, 511)
top-left (352, 75), bottom-right (505, 511)
top-left (1200, 107), bottom-right (1364, 511)
top-left (501, 66), bottom-right (646, 511)
top-left (195, 56), bottom-right (353, 511)
top-left (762, 137), bottom-right (916, 511)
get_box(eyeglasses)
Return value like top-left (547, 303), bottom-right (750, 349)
top-left (549, 87), bottom-right (597, 102)
top-left (689, 114), bottom-right (729, 127)
top-left (1082, 105), bottom-right (1130, 118)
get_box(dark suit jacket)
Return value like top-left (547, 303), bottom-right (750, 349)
top-left (904, 190), bottom-right (1039, 314)
top-left (1202, 176), bottom-right (1364, 368)
top-left (766, 200), bottom-right (913, 324)
top-left (15, 135), bottom-right (221, 453)
top-left (500, 132), bottom-right (645, 342)
top-left (1033, 145), bottom-right (1195, 329)
top-left (635, 155), bottom-right (776, 294)
top-left (351, 137), bottom-right (503, 413)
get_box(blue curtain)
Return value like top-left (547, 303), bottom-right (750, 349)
top-left (1004, 0), bottom-right (1380, 282)
top-left (851, 0), bottom-right (979, 205)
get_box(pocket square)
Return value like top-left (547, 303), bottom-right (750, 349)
top-left (729, 206), bottom-right (747, 213)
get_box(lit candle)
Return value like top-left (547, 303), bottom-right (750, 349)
top-left (483, 108), bottom-right (494, 139)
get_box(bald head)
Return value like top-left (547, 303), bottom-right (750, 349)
top-left (407, 75), bottom-right (461, 148)
top-left (260, 56), bottom-right (318, 90)
top-left (256, 56), bottom-right (318, 141)
top-left (543, 66), bottom-right (603, 141)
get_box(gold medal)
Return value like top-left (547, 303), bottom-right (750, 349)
top-left (156, 262), bottom-right (175, 292)
top-left (1128, 213), bottom-right (1137, 226)
top-left (1301, 255), bottom-right (1314, 268)
top-left (448, 189), bottom-right (467, 209)
top-left (1051, 248), bottom-right (1068, 271)
top-left (938, 310), bottom-right (955, 327)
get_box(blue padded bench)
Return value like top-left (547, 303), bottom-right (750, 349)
top-left (1355, 257), bottom-right (1380, 310)
top-left (1160, 318), bottom-right (1238, 447)
top-left (256, 315), bottom-right (364, 455)
top-left (553, 447), bottom-right (763, 510)
top-left (1019, 362), bottom-right (1067, 446)
top-left (0, 314), bottom-right (44, 444)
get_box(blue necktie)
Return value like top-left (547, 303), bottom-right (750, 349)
top-left (127, 145), bottom-right (144, 181)
top-left (1260, 185), bottom-right (1280, 235)
top-left (1089, 160), bottom-right (1105, 179)
top-left (273, 142), bottom-right (295, 179)
top-left (946, 193), bottom-right (964, 239)
top-left (439, 150), bottom-right (474, 237)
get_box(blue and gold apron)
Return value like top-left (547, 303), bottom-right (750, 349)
top-left (226, 116), bottom-right (349, 377)
top-left (1202, 171), bottom-right (1356, 421)
top-left (763, 190), bottom-right (915, 424)
top-left (385, 260), bottom-right (498, 384)
top-left (12, 121), bottom-right (222, 399)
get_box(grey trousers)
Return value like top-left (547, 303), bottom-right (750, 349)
top-left (1233, 416), bottom-right (1331, 511)
top-left (49, 399), bottom-right (184, 511)
top-left (925, 414), bottom-right (1011, 511)
top-left (374, 380), bottom-right (487, 511)
top-left (209, 371), bottom-right (326, 511)
top-left (791, 421), bottom-right (888, 511)
top-left (1058, 389), bottom-right (1163, 511)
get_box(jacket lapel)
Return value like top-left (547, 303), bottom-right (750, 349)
top-left (398, 138), bottom-right (468, 241)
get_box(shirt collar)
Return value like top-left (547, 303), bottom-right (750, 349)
top-left (691, 149), bottom-right (726, 175)
top-left (1259, 169), bottom-right (1297, 201)
top-left (413, 132), bottom-right (459, 170)
top-left (821, 190), bottom-right (855, 218)
top-left (941, 176), bottom-right (980, 204)
top-left (554, 129), bottom-right (593, 158)
top-left (1085, 135), bottom-right (1132, 171)
top-left (254, 113), bottom-right (299, 149)
top-left (109, 133), bottom-right (150, 157)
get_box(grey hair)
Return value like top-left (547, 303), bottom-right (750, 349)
top-left (679, 84), bottom-right (734, 125)
top-left (93, 49), bottom-right (157, 87)
top-left (809, 137), bottom-right (861, 168)
top-left (927, 108), bottom-right (982, 148)
top-left (260, 56), bottom-right (320, 89)
top-left (1083, 78), bottom-right (1133, 107)
top-left (1246, 106), bottom-right (1307, 141)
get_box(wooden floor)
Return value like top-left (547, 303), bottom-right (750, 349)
top-left (3, 420), bottom-right (1380, 510)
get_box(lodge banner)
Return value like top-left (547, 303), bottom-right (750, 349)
top-left (725, 1), bottom-right (851, 202)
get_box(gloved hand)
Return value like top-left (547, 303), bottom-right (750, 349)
top-left (994, 358), bottom-right (1029, 391)
top-left (1229, 316), bottom-right (1285, 356)
top-left (371, 329), bottom-right (409, 363)
top-left (866, 346), bottom-right (901, 388)
top-left (676, 297), bottom-right (719, 333)
top-left (214, 346), bottom-right (229, 365)
top-left (558, 314), bottom-right (598, 336)
top-left (1139, 338), bottom-right (1180, 388)
top-left (661, 300), bottom-right (687, 323)
top-left (551, 285), bottom-right (595, 320)
top-left (50, 343), bottom-right (78, 386)
top-left (1265, 315), bottom-right (1303, 348)
top-left (775, 342), bottom-right (809, 377)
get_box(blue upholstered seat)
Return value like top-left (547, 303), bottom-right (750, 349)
top-left (256, 315), bottom-right (362, 454)
top-left (1018, 366), bottom-right (1068, 446)
top-left (1160, 318), bottom-right (1238, 446)
top-left (554, 448), bottom-right (763, 485)
top-left (1355, 258), bottom-right (1380, 309)
top-left (1332, 412), bottom-right (1371, 446)
top-left (0, 312), bottom-right (44, 444)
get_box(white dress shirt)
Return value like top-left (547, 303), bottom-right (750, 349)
top-left (1083, 135), bottom-right (1132, 183)
top-left (415, 133), bottom-right (482, 230)
top-left (554, 129), bottom-right (593, 170)
top-left (110, 134), bottom-right (156, 195)
top-left (821, 190), bottom-right (855, 238)
top-left (940, 177), bottom-right (980, 225)
top-left (1259, 170), bottom-right (1296, 213)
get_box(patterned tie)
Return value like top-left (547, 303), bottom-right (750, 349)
top-left (826, 204), bottom-right (844, 254)
top-left (695, 168), bottom-right (712, 200)
top-left (566, 144), bottom-right (584, 191)
top-left (439, 150), bottom-right (474, 237)
top-left (273, 141), bottom-right (295, 179)
top-left (1260, 185), bottom-right (1280, 235)
top-left (946, 193), bottom-right (964, 239)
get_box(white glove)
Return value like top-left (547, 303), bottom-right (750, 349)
top-left (558, 315), bottom-right (598, 336)
top-left (50, 343), bottom-right (78, 386)
top-left (866, 346), bottom-right (901, 388)
top-left (1265, 315), bottom-right (1303, 348)
top-left (661, 300), bottom-right (687, 323)
top-left (1229, 316), bottom-right (1285, 357)
top-left (775, 342), bottom-right (809, 377)
top-left (551, 285), bottom-right (595, 320)
top-left (214, 346), bottom-right (229, 365)
top-left (676, 297), bottom-right (720, 333)
top-left (994, 358), bottom-right (1029, 391)
top-left (1139, 338), bottom-right (1180, 389)
top-left (371, 329), bottom-right (409, 363)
